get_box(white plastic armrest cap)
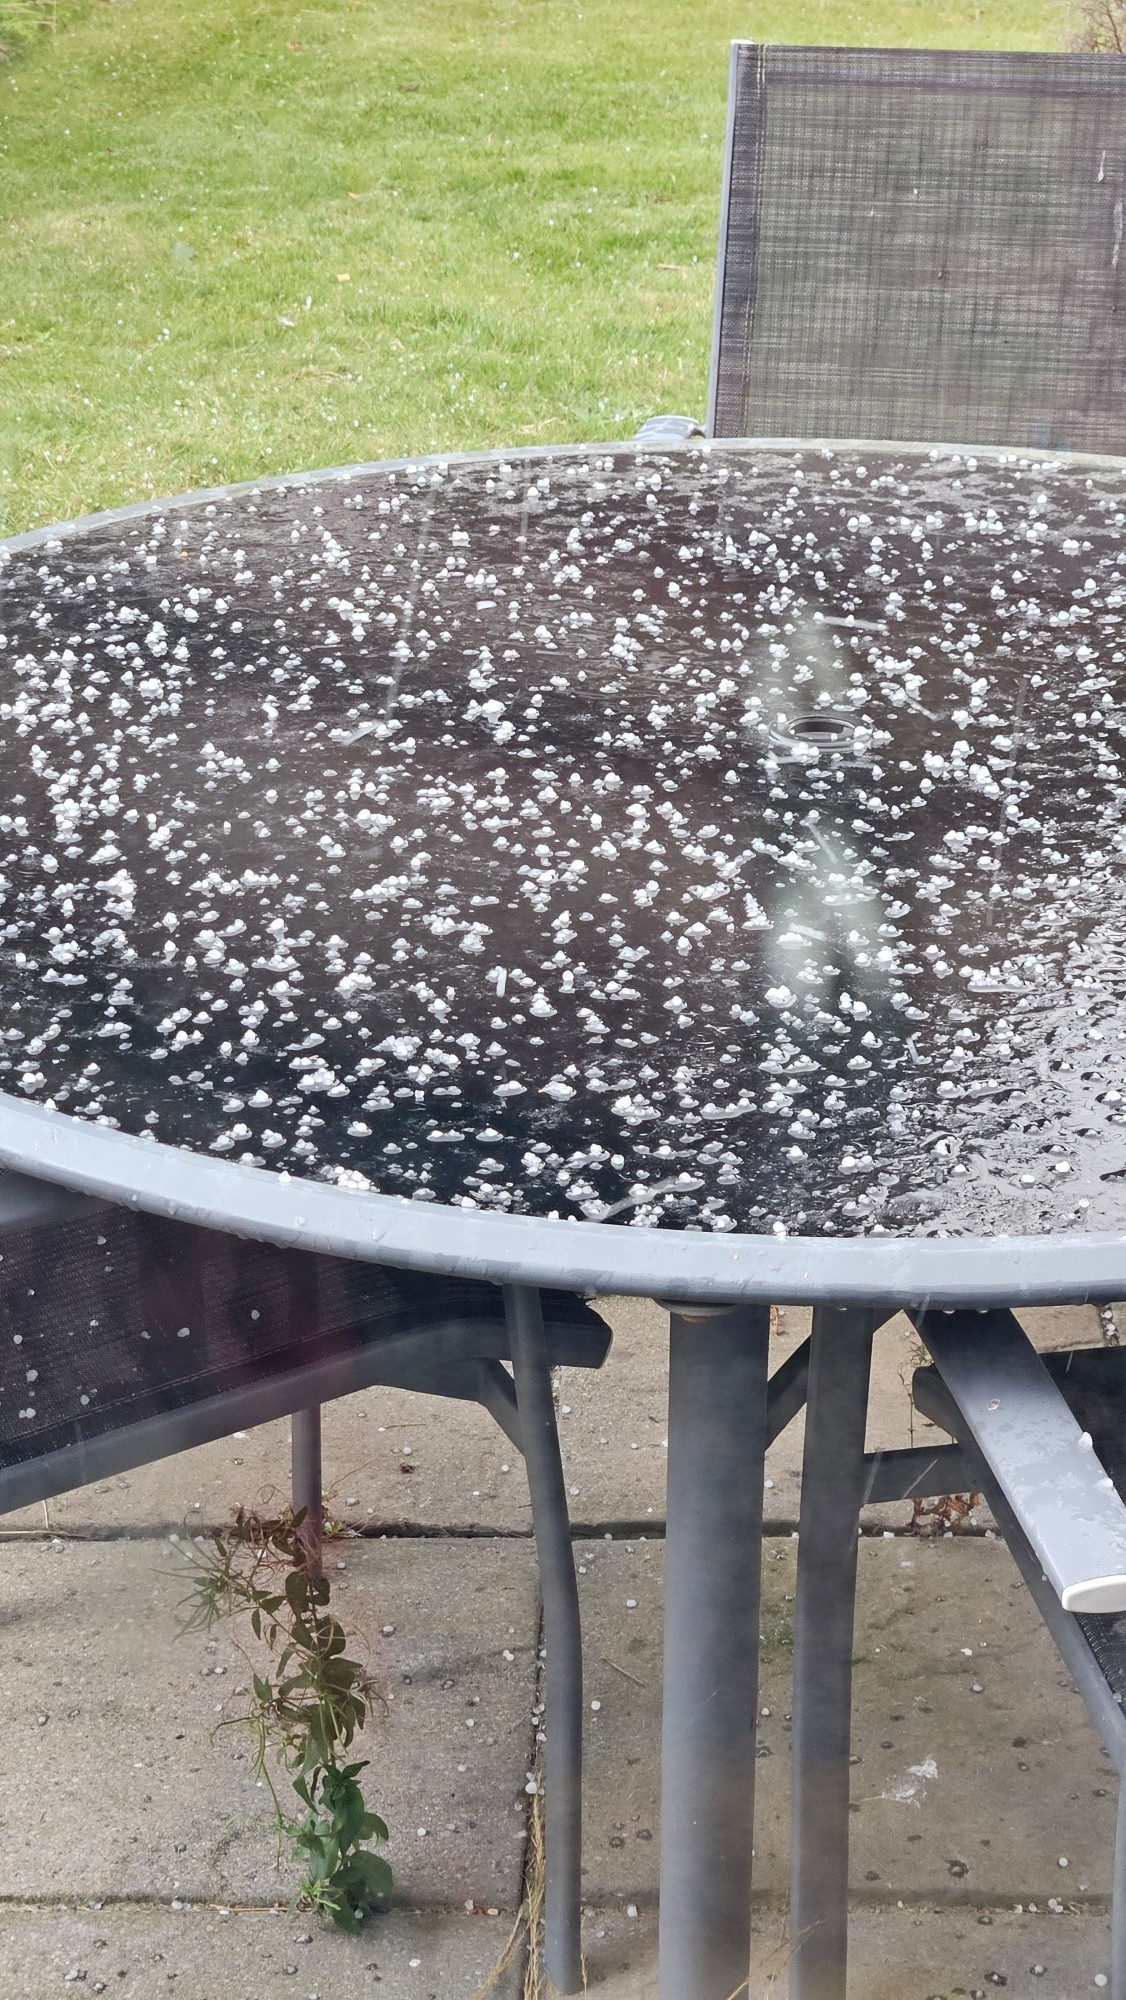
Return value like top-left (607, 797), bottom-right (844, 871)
top-left (1060, 1574), bottom-right (1126, 1614)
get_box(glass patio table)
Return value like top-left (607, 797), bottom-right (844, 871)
top-left (3, 436), bottom-right (1126, 1997)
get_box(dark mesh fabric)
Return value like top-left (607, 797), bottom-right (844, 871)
top-left (1043, 1347), bottom-right (1126, 1495)
top-left (1075, 1607), bottom-right (1126, 1712)
top-left (711, 45), bottom-right (1126, 452)
top-left (0, 1207), bottom-right (597, 1472)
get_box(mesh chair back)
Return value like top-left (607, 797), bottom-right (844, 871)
top-left (709, 44), bottom-right (1126, 453)
top-left (0, 1205), bottom-right (600, 1482)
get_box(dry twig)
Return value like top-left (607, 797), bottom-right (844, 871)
top-left (1070, 0), bottom-right (1126, 51)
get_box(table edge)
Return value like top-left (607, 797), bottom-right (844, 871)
top-left (3, 435), bottom-right (1125, 556)
top-left (1, 1094), bottom-right (1124, 1308)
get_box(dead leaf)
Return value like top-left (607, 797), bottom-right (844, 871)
top-left (910, 1492), bottom-right (983, 1537)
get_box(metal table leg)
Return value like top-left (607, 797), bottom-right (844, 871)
top-left (658, 1302), bottom-right (771, 2000)
top-left (789, 1306), bottom-right (877, 2000)
top-left (291, 1403), bottom-right (324, 1578)
top-left (504, 1283), bottom-right (584, 1995)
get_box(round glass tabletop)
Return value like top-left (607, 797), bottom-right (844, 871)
top-left (2, 438), bottom-right (1126, 1291)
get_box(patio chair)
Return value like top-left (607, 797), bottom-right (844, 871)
top-left (0, 1168), bottom-right (606, 1993)
top-left (643, 43), bottom-right (1126, 455)
top-left (637, 43), bottom-right (1126, 1999)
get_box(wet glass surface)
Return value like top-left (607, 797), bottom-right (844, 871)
top-left (1, 440), bottom-right (1125, 1240)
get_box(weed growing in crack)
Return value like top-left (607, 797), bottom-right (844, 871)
top-left (176, 1505), bottom-right (391, 1932)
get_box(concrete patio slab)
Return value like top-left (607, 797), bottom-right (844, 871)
top-left (0, 1386), bottom-right (535, 1541)
top-left (0, 1904), bottom-right (521, 2000)
top-left (573, 1535), bottom-right (1117, 1905)
top-left (0, 1537), bottom-right (539, 1912)
top-left (574, 1902), bottom-right (1113, 1997)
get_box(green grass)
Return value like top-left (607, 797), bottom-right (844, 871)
top-left (0, 0), bottom-right (1070, 535)
top-left (0, 2), bottom-right (64, 65)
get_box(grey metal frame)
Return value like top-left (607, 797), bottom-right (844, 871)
top-left (649, 1300), bottom-right (1119, 2000)
top-left (658, 1303), bottom-right (770, 2000)
top-left (788, 1307), bottom-right (879, 2000)
top-left (632, 415), bottom-right (704, 444)
top-left (705, 38), bottom-right (747, 439)
top-left (291, 1406), bottom-right (324, 1576)
top-left (504, 1286), bottom-right (585, 1993)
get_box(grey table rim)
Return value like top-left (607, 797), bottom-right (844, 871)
top-left (3, 1097), bottom-right (1126, 1307)
top-left (2, 431), bottom-right (1121, 558)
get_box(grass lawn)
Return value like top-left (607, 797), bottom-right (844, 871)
top-left (1, 0), bottom-right (1070, 535)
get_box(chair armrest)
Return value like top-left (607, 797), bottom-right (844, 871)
top-left (633, 415), bottom-right (705, 443)
top-left (912, 1308), bottom-right (1126, 1613)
